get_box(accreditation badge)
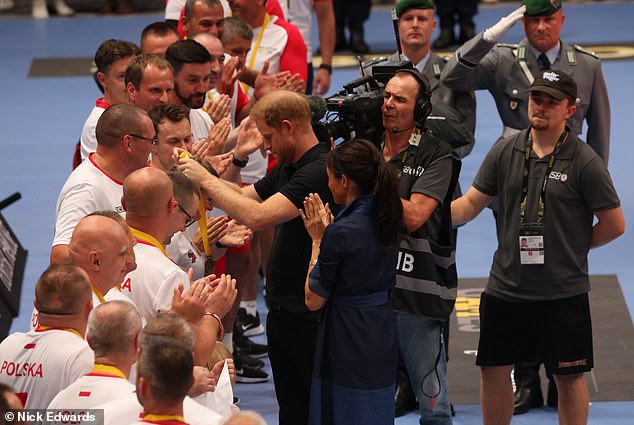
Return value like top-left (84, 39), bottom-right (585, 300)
top-left (519, 225), bottom-right (544, 264)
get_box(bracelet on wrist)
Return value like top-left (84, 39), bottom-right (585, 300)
top-left (309, 258), bottom-right (318, 266)
top-left (204, 312), bottom-right (225, 340)
top-left (215, 241), bottom-right (226, 249)
top-left (319, 64), bottom-right (333, 74)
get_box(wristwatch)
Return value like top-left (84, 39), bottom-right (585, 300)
top-left (232, 154), bottom-right (249, 168)
top-left (319, 64), bottom-right (333, 74)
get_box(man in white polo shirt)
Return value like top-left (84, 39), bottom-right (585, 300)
top-left (51, 104), bottom-right (155, 265)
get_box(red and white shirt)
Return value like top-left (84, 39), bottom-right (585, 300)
top-left (99, 392), bottom-right (224, 425)
top-left (79, 98), bottom-right (110, 161)
top-left (0, 327), bottom-right (93, 409)
top-left (52, 153), bottom-right (124, 247)
top-left (47, 364), bottom-right (134, 410)
top-left (242, 14), bottom-right (308, 98)
top-left (121, 229), bottom-right (190, 322)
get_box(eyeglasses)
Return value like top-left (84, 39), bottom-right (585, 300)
top-left (177, 203), bottom-right (197, 227)
top-left (128, 134), bottom-right (158, 145)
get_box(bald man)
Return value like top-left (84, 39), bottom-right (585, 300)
top-left (120, 167), bottom-right (237, 366)
top-left (0, 265), bottom-right (94, 409)
top-left (35, 214), bottom-right (137, 329)
top-left (51, 104), bottom-right (155, 265)
top-left (120, 167), bottom-right (193, 321)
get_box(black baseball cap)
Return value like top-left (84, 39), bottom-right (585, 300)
top-left (529, 70), bottom-right (577, 101)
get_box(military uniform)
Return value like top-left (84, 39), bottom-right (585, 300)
top-left (441, 34), bottom-right (610, 162)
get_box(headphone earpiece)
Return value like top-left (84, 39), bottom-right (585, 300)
top-left (394, 68), bottom-right (432, 127)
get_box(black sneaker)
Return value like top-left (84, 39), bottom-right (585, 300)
top-left (234, 347), bottom-right (264, 370)
top-left (234, 353), bottom-right (270, 384)
top-left (236, 308), bottom-right (265, 337)
top-left (234, 331), bottom-right (268, 358)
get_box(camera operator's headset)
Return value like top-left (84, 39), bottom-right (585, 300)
top-left (394, 68), bottom-right (432, 128)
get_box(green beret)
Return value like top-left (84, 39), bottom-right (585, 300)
top-left (395, 0), bottom-right (435, 18)
top-left (522, 0), bottom-right (562, 16)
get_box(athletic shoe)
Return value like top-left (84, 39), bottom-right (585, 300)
top-left (234, 331), bottom-right (268, 358)
top-left (234, 353), bottom-right (270, 384)
top-left (236, 308), bottom-right (265, 337)
top-left (233, 348), bottom-right (264, 370)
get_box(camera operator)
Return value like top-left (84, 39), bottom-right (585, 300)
top-left (382, 69), bottom-right (461, 425)
top-left (363, 0), bottom-right (476, 159)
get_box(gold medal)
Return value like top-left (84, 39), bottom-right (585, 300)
top-left (204, 256), bottom-right (216, 276)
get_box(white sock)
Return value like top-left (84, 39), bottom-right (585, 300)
top-left (223, 332), bottom-right (233, 354)
top-left (240, 300), bottom-right (257, 317)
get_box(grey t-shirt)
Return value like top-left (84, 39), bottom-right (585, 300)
top-left (474, 129), bottom-right (620, 301)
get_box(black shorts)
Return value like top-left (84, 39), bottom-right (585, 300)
top-left (476, 292), bottom-right (593, 375)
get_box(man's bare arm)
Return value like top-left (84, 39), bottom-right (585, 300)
top-left (591, 207), bottom-right (625, 248)
top-left (451, 186), bottom-right (494, 226)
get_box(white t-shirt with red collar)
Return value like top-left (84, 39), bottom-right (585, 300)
top-left (52, 153), bottom-right (125, 248)
top-left (79, 98), bottom-right (109, 161)
top-left (0, 327), bottom-right (93, 409)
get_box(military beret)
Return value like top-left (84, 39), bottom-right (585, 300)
top-left (522, 0), bottom-right (562, 17)
top-left (529, 69), bottom-right (577, 101)
top-left (395, 0), bottom-right (435, 18)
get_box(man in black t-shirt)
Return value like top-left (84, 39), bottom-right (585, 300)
top-left (179, 90), bottom-right (333, 425)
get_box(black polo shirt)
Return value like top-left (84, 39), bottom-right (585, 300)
top-left (254, 143), bottom-right (333, 317)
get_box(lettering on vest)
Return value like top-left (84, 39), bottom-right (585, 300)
top-left (1, 361), bottom-right (44, 378)
top-left (396, 251), bottom-right (415, 273)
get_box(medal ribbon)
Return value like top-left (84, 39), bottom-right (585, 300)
top-left (240, 13), bottom-right (271, 95)
top-left (130, 227), bottom-right (168, 258)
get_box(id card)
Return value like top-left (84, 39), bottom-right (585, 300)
top-left (519, 226), bottom-right (544, 265)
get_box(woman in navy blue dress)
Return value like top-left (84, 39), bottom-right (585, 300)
top-left (300, 139), bottom-right (405, 425)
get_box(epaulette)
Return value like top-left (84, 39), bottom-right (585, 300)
top-left (573, 44), bottom-right (599, 59)
top-left (498, 43), bottom-right (518, 49)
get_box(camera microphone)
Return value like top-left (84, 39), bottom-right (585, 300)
top-left (391, 125), bottom-right (415, 133)
top-left (305, 94), bottom-right (328, 122)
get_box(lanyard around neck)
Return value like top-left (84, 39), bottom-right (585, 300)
top-left (519, 129), bottom-right (568, 225)
top-left (240, 13), bottom-right (271, 95)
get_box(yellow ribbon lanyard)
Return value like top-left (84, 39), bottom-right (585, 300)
top-left (142, 414), bottom-right (186, 424)
top-left (130, 227), bottom-right (169, 258)
top-left (90, 363), bottom-right (127, 379)
top-left (36, 325), bottom-right (82, 338)
top-left (92, 287), bottom-right (106, 304)
top-left (240, 13), bottom-right (271, 95)
top-left (179, 152), bottom-right (211, 256)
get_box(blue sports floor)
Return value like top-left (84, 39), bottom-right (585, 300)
top-left (0, 1), bottom-right (633, 423)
